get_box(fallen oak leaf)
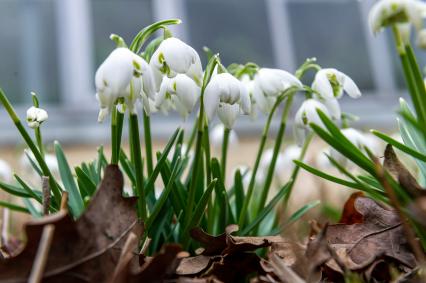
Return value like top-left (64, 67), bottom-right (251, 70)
top-left (190, 224), bottom-right (283, 256)
top-left (0, 164), bottom-right (143, 283)
top-left (326, 195), bottom-right (415, 268)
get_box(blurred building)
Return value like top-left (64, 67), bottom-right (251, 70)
top-left (0, 0), bottom-right (414, 144)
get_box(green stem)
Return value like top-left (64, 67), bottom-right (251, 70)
top-left (0, 89), bottom-right (61, 205)
top-left (111, 107), bottom-right (118, 164)
top-left (35, 127), bottom-right (44, 158)
top-left (143, 111), bottom-right (154, 176)
top-left (203, 120), bottom-right (212, 184)
top-left (254, 95), bottom-right (294, 231)
top-left (237, 96), bottom-right (285, 228)
top-left (221, 127), bottom-right (230, 182)
top-left (185, 118), bottom-right (198, 156)
top-left (129, 113), bottom-right (146, 220)
top-left (392, 26), bottom-right (426, 129)
top-left (283, 133), bottom-right (313, 207)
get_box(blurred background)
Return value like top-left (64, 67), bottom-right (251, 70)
top-left (0, 0), bottom-right (412, 145)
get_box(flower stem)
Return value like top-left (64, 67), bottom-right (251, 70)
top-left (143, 111), bottom-right (154, 176)
top-left (0, 89), bottom-right (61, 206)
top-left (129, 113), bottom-right (146, 220)
top-left (254, 95), bottom-right (294, 233)
top-left (282, 133), bottom-right (313, 207)
top-left (237, 95), bottom-right (285, 229)
top-left (35, 127), bottom-right (44, 158)
top-left (221, 127), bottom-right (230, 182)
top-left (111, 107), bottom-right (118, 164)
top-left (392, 26), bottom-right (426, 129)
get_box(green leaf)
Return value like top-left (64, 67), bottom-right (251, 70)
top-left (185, 179), bottom-right (217, 231)
top-left (14, 175), bottom-right (42, 204)
top-left (0, 181), bottom-right (37, 198)
top-left (0, 200), bottom-right (29, 213)
top-left (75, 167), bottom-right (97, 198)
top-left (294, 160), bottom-right (367, 191)
top-left (233, 169), bottom-right (245, 220)
top-left (146, 158), bottom-right (182, 233)
top-left (145, 128), bottom-right (181, 196)
top-left (371, 130), bottom-right (426, 162)
top-left (24, 150), bottom-right (42, 176)
top-left (281, 200), bottom-right (320, 230)
top-left (240, 181), bottom-right (292, 235)
top-left (54, 141), bottom-right (84, 217)
top-left (23, 198), bottom-right (42, 218)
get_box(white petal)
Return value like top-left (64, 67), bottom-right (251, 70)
top-left (342, 73), bottom-right (361, 98)
top-left (239, 82), bottom-right (251, 115)
top-left (321, 97), bottom-right (341, 120)
top-left (312, 70), bottom-right (334, 100)
top-left (174, 74), bottom-right (200, 113)
top-left (204, 82), bottom-right (220, 122)
top-left (158, 38), bottom-right (196, 74)
top-left (217, 103), bottom-right (239, 129)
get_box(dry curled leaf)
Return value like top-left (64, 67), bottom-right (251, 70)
top-left (384, 144), bottom-right (425, 197)
top-left (0, 164), bottom-right (143, 282)
top-left (326, 194), bottom-right (416, 269)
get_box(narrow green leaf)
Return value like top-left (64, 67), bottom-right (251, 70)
top-left (372, 130), bottom-right (426, 162)
top-left (146, 158), bottom-right (182, 233)
top-left (24, 150), bottom-right (42, 176)
top-left (0, 181), bottom-right (36, 198)
top-left (14, 175), bottom-right (42, 204)
top-left (0, 200), bottom-right (30, 213)
top-left (185, 179), bottom-right (217, 231)
top-left (281, 200), bottom-right (320, 230)
top-left (75, 167), bottom-right (97, 198)
top-left (23, 198), bottom-right (41, 218)
top-left (240, 181), bottom-right (292, 235)
top-left (54, 141), bottom-right (84, 217)
top-left (234, 169), bottom-right (245, 220)
top-left (145, 128), bottom-right (181, 195)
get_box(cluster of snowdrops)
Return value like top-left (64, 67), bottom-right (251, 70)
top-left (1, 0), bottom-right (426, 253)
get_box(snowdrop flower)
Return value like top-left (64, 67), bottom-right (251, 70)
top-left (369, 0), bottom-right (426, 35)
top-left (26, 106), bottom-right (48, 128)
top-left (253, 68), bottom-right (303, 113)
top-left (210, 123), bottom-right (239, 149)
top-left (294, 99), bottom-right (331, 145)
top-left (0, 160), bottom-right (12, 182)
top-left (240, 74), bottom-right (257, 120)
top-left (330, 128), bottom-right (374, 166)
top-left (276, 145), bottom-right (303, 173)
top-left (155, 74), bottom-right (200, 119)
top-left (204, 73), bottom-right (251, 129)
top-left (95, 48), bottom-right (155, 122)
top-left (312, 68), bottom-right (361, 101)
top-left (150, 37), bottom-right (202, 88)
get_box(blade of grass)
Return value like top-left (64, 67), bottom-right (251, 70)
top-left (0, 201), bottom-right (29, 214)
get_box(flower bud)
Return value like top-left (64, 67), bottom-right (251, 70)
top-left (26, 106), bottom-right (48, 128)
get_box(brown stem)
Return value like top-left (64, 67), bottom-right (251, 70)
top-left (42, 176), bottom-right (50, 216)
top-left (28, 224), bottom-right (55, 283)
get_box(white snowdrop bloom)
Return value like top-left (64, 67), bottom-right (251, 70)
top-left (0, 160), bottom-right (12, 182)
top-left (417, 29), bottom-right (426, 48)
top-left (240, 74), bottom-right (257, 120)
top-left (150, 37), bottom-right (203, 85)
top-left (95, 48), bottom-right (155, 122)
top-left (20, 151), bottom-right (59, 177)
top-left (312, 68), bottom-right (361, 101)
top-left (369, 0), bottom-right (426, 35)
top-left (276, 145), bottom-right (302, 173)
top-left (204, 73), bottom-right (251, 129)
top-left (315, 147), bottom-right (333, 169)
top-left (155, 74), bottom-right (200, 119)
top-left (26, 106), bottom-right (48, 128)
top-left (253, 68), bottom-right (303, 113)
top-left (330, 128), bottom-right (371, 166)
top-left (259, 148), bottom-right (285, 176)
top-left (209, 123), bottom-right (239, 149)
top-left (294, 99), bottom-right (331, 145)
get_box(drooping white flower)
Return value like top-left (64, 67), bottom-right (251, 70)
top-left (276, 145), bottom-right (303, 173)
top-left (155, 74), bottom-right (200, 119)
top-left (204, 73), bottom-right (251, 129)
top-left (240, 74), bottom-right (257, 120)
top-left (95, 48), bottom-right (155, 122)
top-left (150, 37), bottom-right (203, 86)
top-left (369, 0), bottom-right (426, 35)
top-left (294, 99), bottom-right (331, 145)
top-left (210, 123), bottom-right (239, 149)
top-left (330, 128), bottom-right (372, 166)
top-left (253, 68), bottom-right (303, 113)
top-left (312, 68), bottom-right (361, 101)
top-left (0, 160), bottom-right (12, 182)
top-left (26, 106), bottom-right (48, 128)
